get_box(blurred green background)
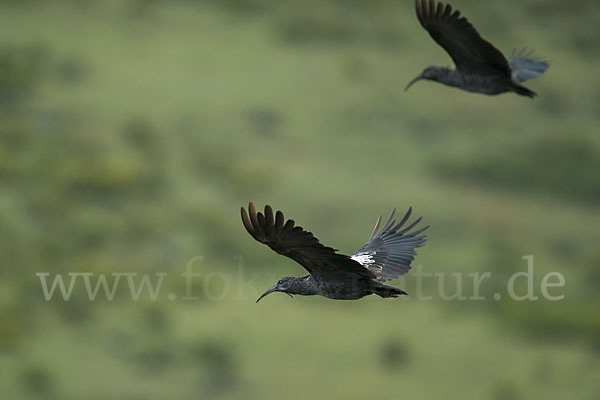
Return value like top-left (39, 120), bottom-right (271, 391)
top-left (1, 0), bottom-right (599, 399)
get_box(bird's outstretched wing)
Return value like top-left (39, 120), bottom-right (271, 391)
top-left (415, 0), bottom-right (511, 76)
top-left (241, 203), bottom-right (375, 281)
top-left (351, 207), bottom-right (428, 282)
top-left (508, 48), bottom-right (549, 82)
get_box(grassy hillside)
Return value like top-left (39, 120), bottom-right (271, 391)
top-left (0, 1), bottom-right (599, 399)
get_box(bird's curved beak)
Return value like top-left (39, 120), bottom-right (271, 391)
top-left (405, 73), bottom-right (424, 91)
top-left (256, 284), bottom-right (278, 303)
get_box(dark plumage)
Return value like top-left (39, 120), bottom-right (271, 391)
top-left (241, 203), bottom-right (429, 302)
top-left (406, 0), bottom-right (549, 97)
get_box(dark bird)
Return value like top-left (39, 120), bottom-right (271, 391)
top-left (241, 203), bottom-right (429, 302)
top-left (406, 0), bottom-right (549, 97)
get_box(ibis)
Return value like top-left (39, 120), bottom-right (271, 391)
top-left (241, 203), bottom-right (429, 302)
top-left (406, 0), bottom-right (549, 97)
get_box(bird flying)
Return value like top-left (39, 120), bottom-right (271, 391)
top-left (406, 0), bottom-right (549, 97)
top-left (241, 203), bottom-right (429, 302)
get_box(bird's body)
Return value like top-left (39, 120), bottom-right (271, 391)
top-left (275, 274), bottom-right (372, 300)
top-left (241, 203), bottom-right (428, 302)
top-left (424, 67), bottom-right (528, 95)
top-left (406, 0), bottom-right (549, 97)
top-left (280, 274), bottom-right (405, 300)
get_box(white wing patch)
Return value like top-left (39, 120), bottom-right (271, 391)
top-left (351, 252), bottom-right (375, 267)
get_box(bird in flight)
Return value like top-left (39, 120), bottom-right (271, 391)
top-left (241, 203), bottom-right (429, 302)
top-left (406, 0), bottom-right (549, 97)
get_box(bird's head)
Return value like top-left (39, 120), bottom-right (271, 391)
top-left (256, 276), bottom-right (296, 303)
top-left (405, 66), bottom-right (446, 91)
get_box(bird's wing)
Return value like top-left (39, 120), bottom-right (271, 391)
top-left (241, 203), bottom-right (375, 281)
top-left (508, 48), bottom-right (549, 82)
top-left (415, 0), bottom-right (511, 76)
top-left (351, 207), bottom-right (428, 282)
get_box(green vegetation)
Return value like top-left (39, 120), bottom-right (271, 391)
top-left (0, 1), bottom-right (598, 399)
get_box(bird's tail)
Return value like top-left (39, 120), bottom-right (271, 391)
top-left (373, 283), bottom-right (407, 298)
top-left (510, 82), bottom-right (537, 98)
top-left (508, 48), bottom-right (549, 83)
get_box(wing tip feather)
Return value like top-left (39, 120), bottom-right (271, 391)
top-left (264, 204), bottom-right (274, 227)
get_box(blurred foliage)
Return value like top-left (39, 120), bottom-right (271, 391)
top-left (379, 338), bottom-right (410, 369)
top-left (435, 137), bottom-right (600, 205)
top-left (0, 45), bottom-right (46, 106)
top-left (0, 0), bottom-right (599, 399)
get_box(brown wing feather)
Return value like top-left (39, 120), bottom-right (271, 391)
top-left (241, 203), bottom-right (375, 281)
top-left (416, 0), bottom-right (511, 75)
